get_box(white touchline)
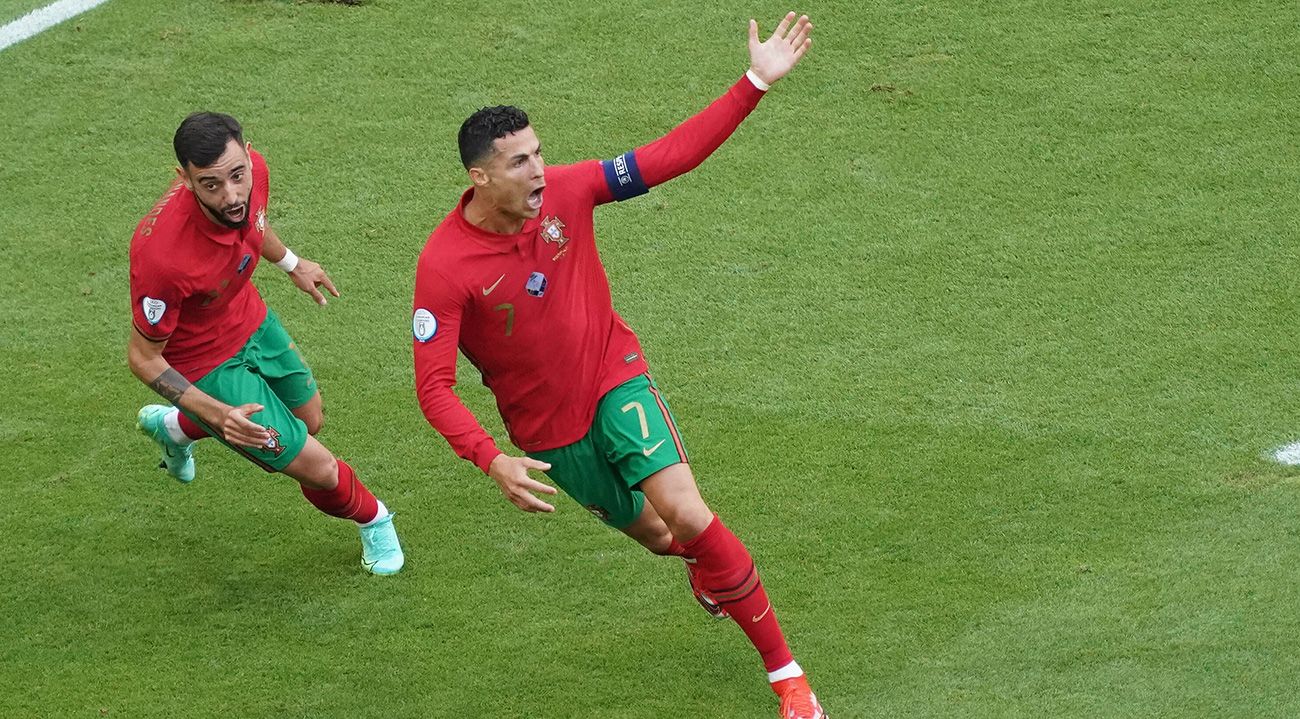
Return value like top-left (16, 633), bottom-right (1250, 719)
top-left (0, 0), bottom-right (111, 52)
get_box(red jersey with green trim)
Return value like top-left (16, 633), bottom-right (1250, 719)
top-left (413, 75), bottom-right (766, 472)
top-left (129, 148), bottom-right (271, 380)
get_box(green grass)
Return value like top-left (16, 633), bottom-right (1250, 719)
top-left (3, 0), bottom-right (1300, 717)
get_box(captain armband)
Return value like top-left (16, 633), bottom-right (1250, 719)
top-left (600, 151), bottom-right (649, 201)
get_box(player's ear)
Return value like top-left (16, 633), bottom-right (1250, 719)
top-left (468, 166), bottom-right (490, 187)
top-left (175, 165), bottom-right (192, 190)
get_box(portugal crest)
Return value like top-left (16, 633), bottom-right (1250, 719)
top-left (540, 215), bottom-right (569, 260)
top-left (255, 207), bottom-right (267, 234)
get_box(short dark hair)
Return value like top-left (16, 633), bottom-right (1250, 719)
top-left (174, 112), bottom-right (243, 169)
top-left (458, 106), bottom-right (530, 169)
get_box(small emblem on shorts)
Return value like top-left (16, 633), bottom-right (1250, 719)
top-left (585, 504), bottom-right (610, 521)
top-left (641, 440), bottom-right (666, 457)
top-left (262, 426), bottom-right (284, 456)
top-left (624, 353), bottom-right (639, 364)
top-left (525, 272), bottom-right (548, 297)
top-left (413, 308), bottom-right (437, 342)
top-left (237, 253), bottom-right (252, 274)
top-left (142, 297), bottom-right (166, 325)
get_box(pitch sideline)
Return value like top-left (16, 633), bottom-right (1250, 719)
top-left (0, 0), bottom-right (111, 52)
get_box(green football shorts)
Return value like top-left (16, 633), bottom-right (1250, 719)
top-left (181, 309), bottom-right (318, 472)
top-left (531, 374), bottom-right (689, 528)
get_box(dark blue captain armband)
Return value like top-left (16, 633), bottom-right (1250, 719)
top-left (600, 151), bottom-right (650, 201)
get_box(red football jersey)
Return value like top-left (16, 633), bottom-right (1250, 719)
top-left (414, 75), bottom-right (766, 472)
top-left (130, 148), bottom-right (271, 380)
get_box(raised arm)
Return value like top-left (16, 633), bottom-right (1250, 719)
top-left (597, 12), bottom-right (813, 201)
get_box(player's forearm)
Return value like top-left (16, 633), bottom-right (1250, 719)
top-left (634, 74), bottom-right (766, 188)
top-left (260, 227), bottom-right (289, 263)
top-left (127, 346), bottom-right (226, 424)
top-left (417, 390), bottom-right (502, 473)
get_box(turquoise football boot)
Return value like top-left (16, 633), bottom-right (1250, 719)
top-left (136, 404), bottom-right (196, 484)
top-left (359, 513), bottom-right (405, 575)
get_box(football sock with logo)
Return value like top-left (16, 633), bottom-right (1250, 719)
top-left (681, 514), bottom-right (795, 673)
top-left (299, 459), bottom-right (381, 524)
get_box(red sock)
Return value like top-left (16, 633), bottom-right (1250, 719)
top-left (177, 412), bottom-right (207, 441)
top-left (299, 459), bottom-right (380, 524)
top-left (681, 515), bottom-right (794, 672)
top-left (661, 539), bottom-right (688, 556)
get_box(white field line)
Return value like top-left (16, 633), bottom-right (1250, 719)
top-left (1273, 440), bottom-right (1300, 466)
top-left (0, 0), bottom-right (111, 52)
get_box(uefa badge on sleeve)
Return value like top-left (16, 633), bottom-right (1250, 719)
top-left (142, 297), bottom-right (166, 325)
top-left (413, 308), bottom-right (437, 342)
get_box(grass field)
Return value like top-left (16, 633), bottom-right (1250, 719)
top-left (4, 1), bottom-right (1300, 717)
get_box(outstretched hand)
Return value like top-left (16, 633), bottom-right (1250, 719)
top-left (289, 257), bottom-right (340, 306)
top-left (488, 453), bottom-right (558, 513)
top-left (748, 11), bottom-right (813, 86)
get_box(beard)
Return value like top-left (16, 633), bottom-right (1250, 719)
top-left (200, 194), bottom-right (251, 229)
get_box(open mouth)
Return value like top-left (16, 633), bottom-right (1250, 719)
top-left (526, 187), bottom-right (544, 210)
top-left (224, 203), bottom-right (247, 223)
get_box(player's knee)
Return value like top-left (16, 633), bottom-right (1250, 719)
top-left (286, 446), bottom-right (338, 490)
top-left (303, 413), bottom-right (324, 436)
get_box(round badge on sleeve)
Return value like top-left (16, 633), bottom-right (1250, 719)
top-left (413, 308), bottom-right (437, 342)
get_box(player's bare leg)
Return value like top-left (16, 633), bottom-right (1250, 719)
top-left (283, 435), bottom-right (405, 575)
top-left (619, 502), bottom-right (674, 554)
top-left (621, 499), bottom-right (728, 618)
top-left (290, 392), bottom-right (325, 436)
top-left (640, 463), bottom-right (824, 718)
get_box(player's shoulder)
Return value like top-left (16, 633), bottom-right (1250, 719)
top-left (418, 210), bottom-right (471, 273)
top-left (248, 146), bottom-right (269, 173)
top-left (131, 183), bottom-right (201, 269)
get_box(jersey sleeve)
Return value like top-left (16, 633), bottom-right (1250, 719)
top-left (591, 73), bottom-right (767, 205)
top-left (130, 250), bottom-right (186, 342)
top-left (412, 260), bottom-right (502, 473)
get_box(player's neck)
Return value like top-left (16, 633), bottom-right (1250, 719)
top-left (464, 192), bottom-right (525, 235)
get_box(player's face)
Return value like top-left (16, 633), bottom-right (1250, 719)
top-left (179, 140), bottom-right (254, 229)
top-left (479, 126), bottom-right (546, 220)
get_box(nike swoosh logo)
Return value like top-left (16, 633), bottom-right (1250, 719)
top-left (752, 603), bottom-right (772, 623)
top-left (362, 558), bottom-right (378, 570)
top-left (642, 439), bottom-right (666, 457)
top-left (482, 274), bottom-right (506, 295)
top-left (683, 557), bottom-right (698, 565)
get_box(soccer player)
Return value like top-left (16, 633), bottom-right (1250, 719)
top-left (129, 112), bottom-right (404, 575)
top-left (412, 13), bottom-right (823, 718)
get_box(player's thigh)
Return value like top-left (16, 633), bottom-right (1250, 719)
top-left (595, 374), bottom-right (689, 485)
top-left (531, 436), bottom-right (644, 529)
top-left (249, 308), bottom-right (319, 411)
top-left (188, 357), bottom-right (309, 473)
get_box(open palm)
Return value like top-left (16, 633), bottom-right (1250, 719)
top-left (748, 12), bottom-right (813, 86)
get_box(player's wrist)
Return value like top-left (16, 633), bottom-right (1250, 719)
top-left (745, 68), bottom-right (773, 91)
top-left (274, 248), bottom-right (299, 272)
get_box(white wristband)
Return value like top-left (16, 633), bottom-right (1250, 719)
top-left (745, 69), bottom-right (771, 92)
top-left (275, 248), bottom-right (299, 273)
